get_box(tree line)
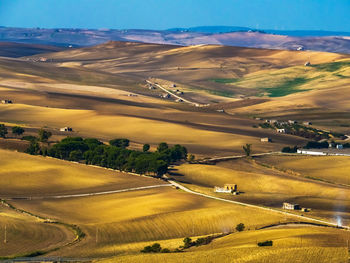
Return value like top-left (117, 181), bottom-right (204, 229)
top-left (26, 136), bottom-right (187, 177)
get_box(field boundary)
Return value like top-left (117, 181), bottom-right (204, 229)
top-left (167, 180), bottom-right (350, 230)
top-left (4, 184), bottom-right (172, 200)
top-left (0, 199), bottom-right (85, 260)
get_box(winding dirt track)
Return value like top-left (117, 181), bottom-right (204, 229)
top-left (167, 180), bottom-right (350, 230)
top-left (5, 184), bottom-right (172, 200)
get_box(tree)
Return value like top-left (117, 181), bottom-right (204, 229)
top-left (25, 141), bottom-right (41, 155)
top-left (236, 223), bottom-right (245, 232)
top-left (109, 138), bottom-right (129, 148)
top-left (141, 243), bottom-right (162, 253)
top-left (0, 124), bottom-right (8, 138)
top-left (183, 237), bottom-right (192, 248)
top-left (243, 144), bottom-right (252, 157)
top-left (143, 143), bottom-right (150, 152)
top-left (38, 128), bottom-right (52, 142)
top-left (12, 126), bottom-right (24, 137)
top-left (157, 142), bottom-right (168, 152)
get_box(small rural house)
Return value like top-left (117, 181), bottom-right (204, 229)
top-left (60, 127), bottom-right (73, 132)
top-left (288, 120), bottom-right (297, 124)
top-left (214, 184), bottom-right (237, 194)
top-left (303, 121), bottom-right (312, 125)
top-left (336, 144), bottom-right (343, 150)
top-left (304, 61), bottom-right (311, 66)
top-left (1, 99), bottom-right (12, 104)
top-left (282, 202), bottom-right (300, 210)
top-left (261, 137), bottom-right (271, 142)
top-left (276, 128), bottom-right (286, 133)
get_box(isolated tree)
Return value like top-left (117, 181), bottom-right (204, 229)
top-left (38, 128), bottom-right (52, 143)
top-left (12, 126), bottom-right (24, 137)
top-left (143, 143), bottom-right (150, 152)
top-left (236, 223), bottom-right (245, 232)
top-left (243, 144), bottom-right (252, 157)
top-left (0, 124), bottom-right (7, 138)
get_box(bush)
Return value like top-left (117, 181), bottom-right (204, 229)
top-left (161, 248), bottom-right (170, 253)
top-left (109, 138), bottom-right (129, 148)
top-left (258, 240), bottom-right (273, 246)
top-left (281, 146), bottom-right (298, 153)
top-left (141, 243), bottom-right (162, 253)
top-left (236, 223), bottom-right (245, 232)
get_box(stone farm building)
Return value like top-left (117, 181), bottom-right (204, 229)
top-left (60, 127), bottom-right (73, 132)
top-left (214, 184), bottom-right (237, 193)
top-left (261, 137), bottom-right (271, 142)
top-left (283, 202), bottom-right (300, 210)
top-left (1, 99), bottom-right (12, 104)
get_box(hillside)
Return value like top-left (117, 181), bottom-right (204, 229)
top-left (1, 27), bottom-right (350, 53)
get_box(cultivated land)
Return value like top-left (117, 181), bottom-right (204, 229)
top-left (171, 157), bottom-right (350, 227)
top-left (0, 149), bottom-right (165, 198)
top-left (0, 205), bottom-right (74, 258)
top-left (0, 41), bottom-right (349, 261)
top-left (97, 226), bottom-right (349, 263)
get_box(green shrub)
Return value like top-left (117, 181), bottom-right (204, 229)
top-left (258, 240), bottom-right (273, 247)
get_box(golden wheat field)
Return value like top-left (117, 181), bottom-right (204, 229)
top-left (171, 158), bottom-right (350, 226)
top-left (0, 149), bottom-right (164, 197)
top-left (9, 186), bottom-right (297, 258)
top-left (0, 205), bottom-right (74, 258)
top-left (256, 154), bottom-right (350, 186)
top-left (96, 226), bottom-right (349, 263)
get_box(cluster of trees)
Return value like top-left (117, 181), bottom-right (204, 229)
top-left (0, 124), bottom-right (26, 138)
top-left (281, 146), bottom-right (298, 153)
top-left (141, 223), bottom-right (246, 254)
top-left (304, 141), bottom-right (329, 149)
top-left (28, 136), bottom-right (187, 177)
top-left (141, 243), bottom-right (170, 253)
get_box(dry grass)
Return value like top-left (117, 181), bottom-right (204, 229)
top-left (0, 149), bottom-right (164, 197)
top-left (10, 187), bottom-right (290, 257)
top-left (171, 158), bottom-right (350, 226)
top-left (96, 226), bottom-right (349, 263)
top-left (0, 205), bottom-right (73, 258)
top-left (257, 154), bottom-right (350, 186)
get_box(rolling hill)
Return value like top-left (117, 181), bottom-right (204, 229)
top-left (1, 26), bottom-right (350, 54)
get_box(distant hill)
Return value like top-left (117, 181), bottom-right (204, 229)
top-left (1, 26), bottom-right (350, 54)
top-left (168, 26), bottom-right (350, 37)
top-left (0, 42), bottom-right (65, 57)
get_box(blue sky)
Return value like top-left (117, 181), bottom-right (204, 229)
top-left (0, 0), bottom-right (349, 31)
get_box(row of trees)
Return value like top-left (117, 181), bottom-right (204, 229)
top-left (0, 124), bottom-right (25, 138)
top-left (27, 136), bottom-right (187, 177)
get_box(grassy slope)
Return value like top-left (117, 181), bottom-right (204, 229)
top-left (171, 158), bottom-right (350, 226)
top-left (0, 149), bottom-right (164, 197)
top-left (11, 187), bottom-right (290, 258)
top-left (256, 155), bottom-right (350, 186)
top-left (96, 226), bottom-right (348, 263)
top-left (0, 205), bottom-right (73, 258)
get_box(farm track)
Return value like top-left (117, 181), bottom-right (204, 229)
top-left (146, 80), bottom-right (205, 106)
top-left (0, 199), bottom-right (85, 259)
top-left (4, 184), bottom-right (172, 201)
top-left (167, 180), bottom-right (350, 230)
